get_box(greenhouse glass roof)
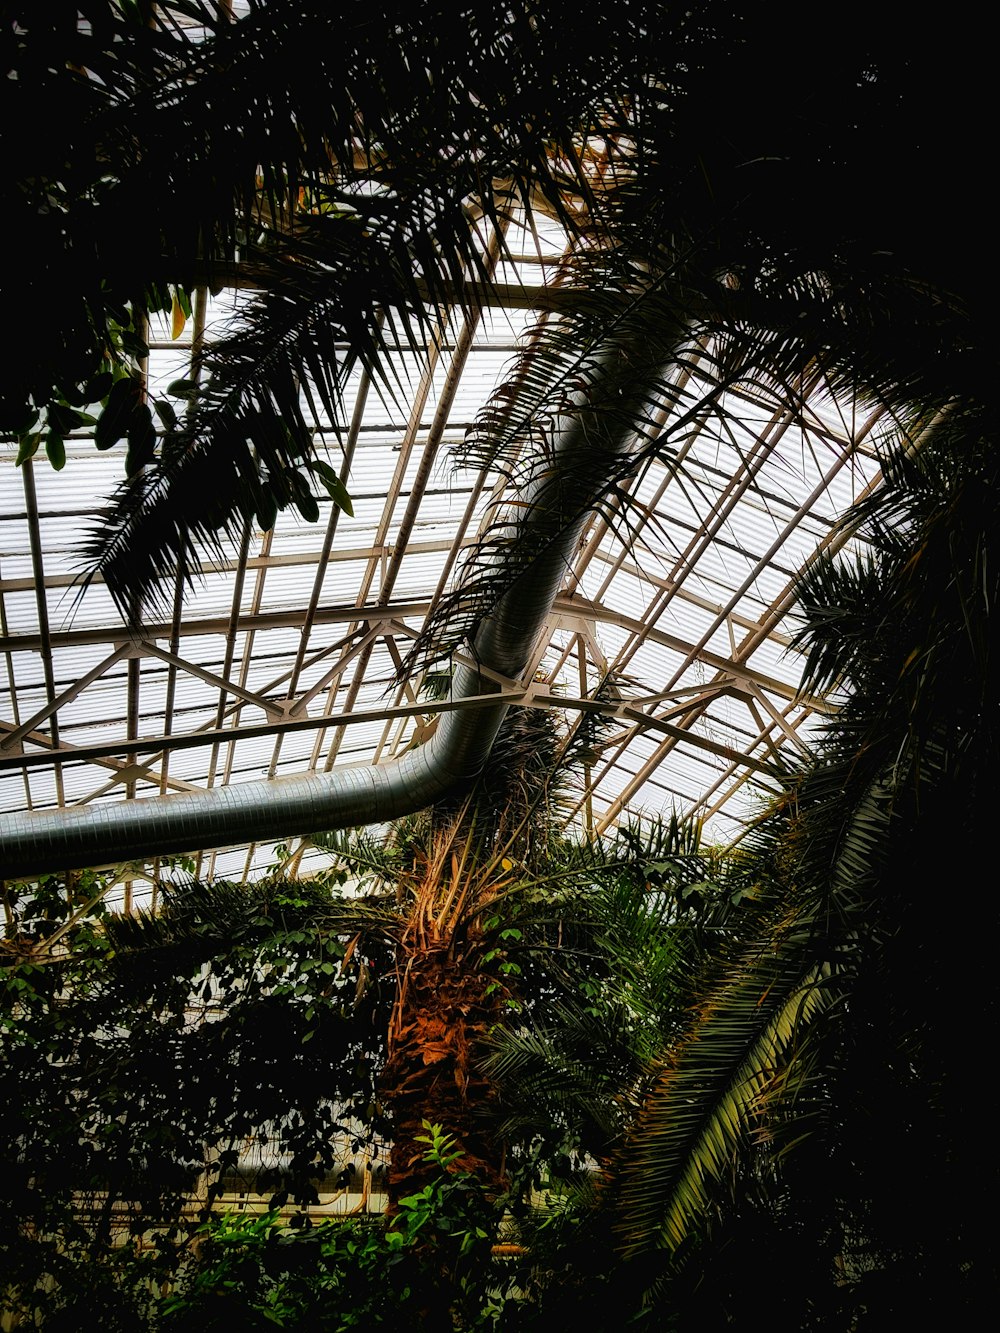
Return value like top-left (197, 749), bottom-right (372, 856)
top-left (0, 201), bottom-right (885, 894)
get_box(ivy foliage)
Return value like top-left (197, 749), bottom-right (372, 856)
top-left (160, 1124), bottom-right (507, 1332)
top-left (1, 869), bottom-right (394, 1268)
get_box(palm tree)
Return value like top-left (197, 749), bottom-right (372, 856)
top-left (5, 6), bottom-right (997, 1317)
top-left (6, 3), bottom-right (989, 617)
top-left (5, 3), bottom-right (993, 878)
top-left (307, 697), bottom-right (621, 1209)
top-left (5, 0), bottom-right (656, 608)
top-left (570, 403), bottom-right (1000, 1324)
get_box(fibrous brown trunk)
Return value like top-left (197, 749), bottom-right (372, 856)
top-left (380, 933), bottom-right (504, 1210)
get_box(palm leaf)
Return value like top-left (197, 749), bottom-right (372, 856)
top-left (611, 938), bottom-right (832, 1259)
top-left (69, 2), bottom-right (666, 616)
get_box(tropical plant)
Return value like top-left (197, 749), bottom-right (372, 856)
top-left (159, 1123), bottom-right (506, 1333)
top-left (0, 864), bottom-right (398, 1328)
top-left (482, 818), bottom-right (727, 1173)
top-left (304, 699), bottom-right (620, 1207)
top-left (560, 404), bottom-right (1000, 1326)
top-left (5, 4), bottom-right (997, 1324)
top-left (3, 0), bottom-right (656, 612)
top-left (3, 696), bottom-right (726, 1329)
top-left (5, 3), bottom-right (990, 624)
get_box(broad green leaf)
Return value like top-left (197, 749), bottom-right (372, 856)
top-left (125, 404), bottom-right (156, 476)
top-left (6, 405), bottom-right (38, 435)
top-left (152, 397), bottom-right (178, 431)
top-left (84, 371), bottom-right (114, 403)
top-left (15, 432), bottom-right (41, 466)
top-left (311, 459), bottom-right (354, 515)
top-left (118, 328), bottom-right (150, 361)
top-left (255, 490), bottom-right (278, 532)
top-left (45, 434), bottom-right (66, 471)
top-left (295, 490), bottom-right (320, 523)
top-left (95, 376), bottom-right (142, 450)
top-left (46, 402), bottom-right (87, 435)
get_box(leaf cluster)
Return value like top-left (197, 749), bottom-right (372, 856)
top-left (1, 871), bottom-right (395, 1272)
top-left (158, 1123), bottom-right (510, 1332)
top-left (562, 407), bottom-right (1000, 1325)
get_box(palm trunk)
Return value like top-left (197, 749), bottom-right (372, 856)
top-left (380, 927), bottom-right (504, 1210)
top-left (377, 824), bottom-right (507, 1210)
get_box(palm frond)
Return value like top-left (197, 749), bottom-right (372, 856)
top-left (103, 874), bottom-right (402, 965)
top-left (486, 1005), bottom-right (644, 1151)
top-left (610, 943), bottom-right (833, 1259)
top-left (309, 826), bottom-right (410, 892)
top-left (486, 862), bottom-right (718, 1170)
top-left (603, 397), bottom-right (1000, 1284)
top-left (69, 2), bottom-right (672, 616)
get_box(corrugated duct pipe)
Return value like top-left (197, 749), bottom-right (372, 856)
top-left (1, 343), bottom-right (649, 879)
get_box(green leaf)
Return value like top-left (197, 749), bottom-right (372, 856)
top-left (254, 489), bottom-right (279, 533)
top-left (95, 376), bottom-right (142, 450)
top-left (45, 434), bottom-right (66, 471)
top-left (46, 402), bottom-right (87, 435)
top-left (5, 405), bottom-right (38, 435)
top-left (15, 433), bottom-right (41, 466)
top-left (152, 397), bottom-right (178, 431)
top-left (125, 403), bottom-right (156, 476)
top-left (119, 328), bottom-right (150, 361)
top-left (311, 459), bottom-right (354, 516)
top-left (83, 370), bottom-right (114, 403)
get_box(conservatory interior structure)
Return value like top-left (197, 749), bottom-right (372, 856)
top-left (0, 225), bottom-right (883, 894)
top-left (1, 4), bottom-right (994, 1328)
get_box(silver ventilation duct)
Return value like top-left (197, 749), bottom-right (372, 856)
top-left (1, 345), bottom-right (647, 880)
